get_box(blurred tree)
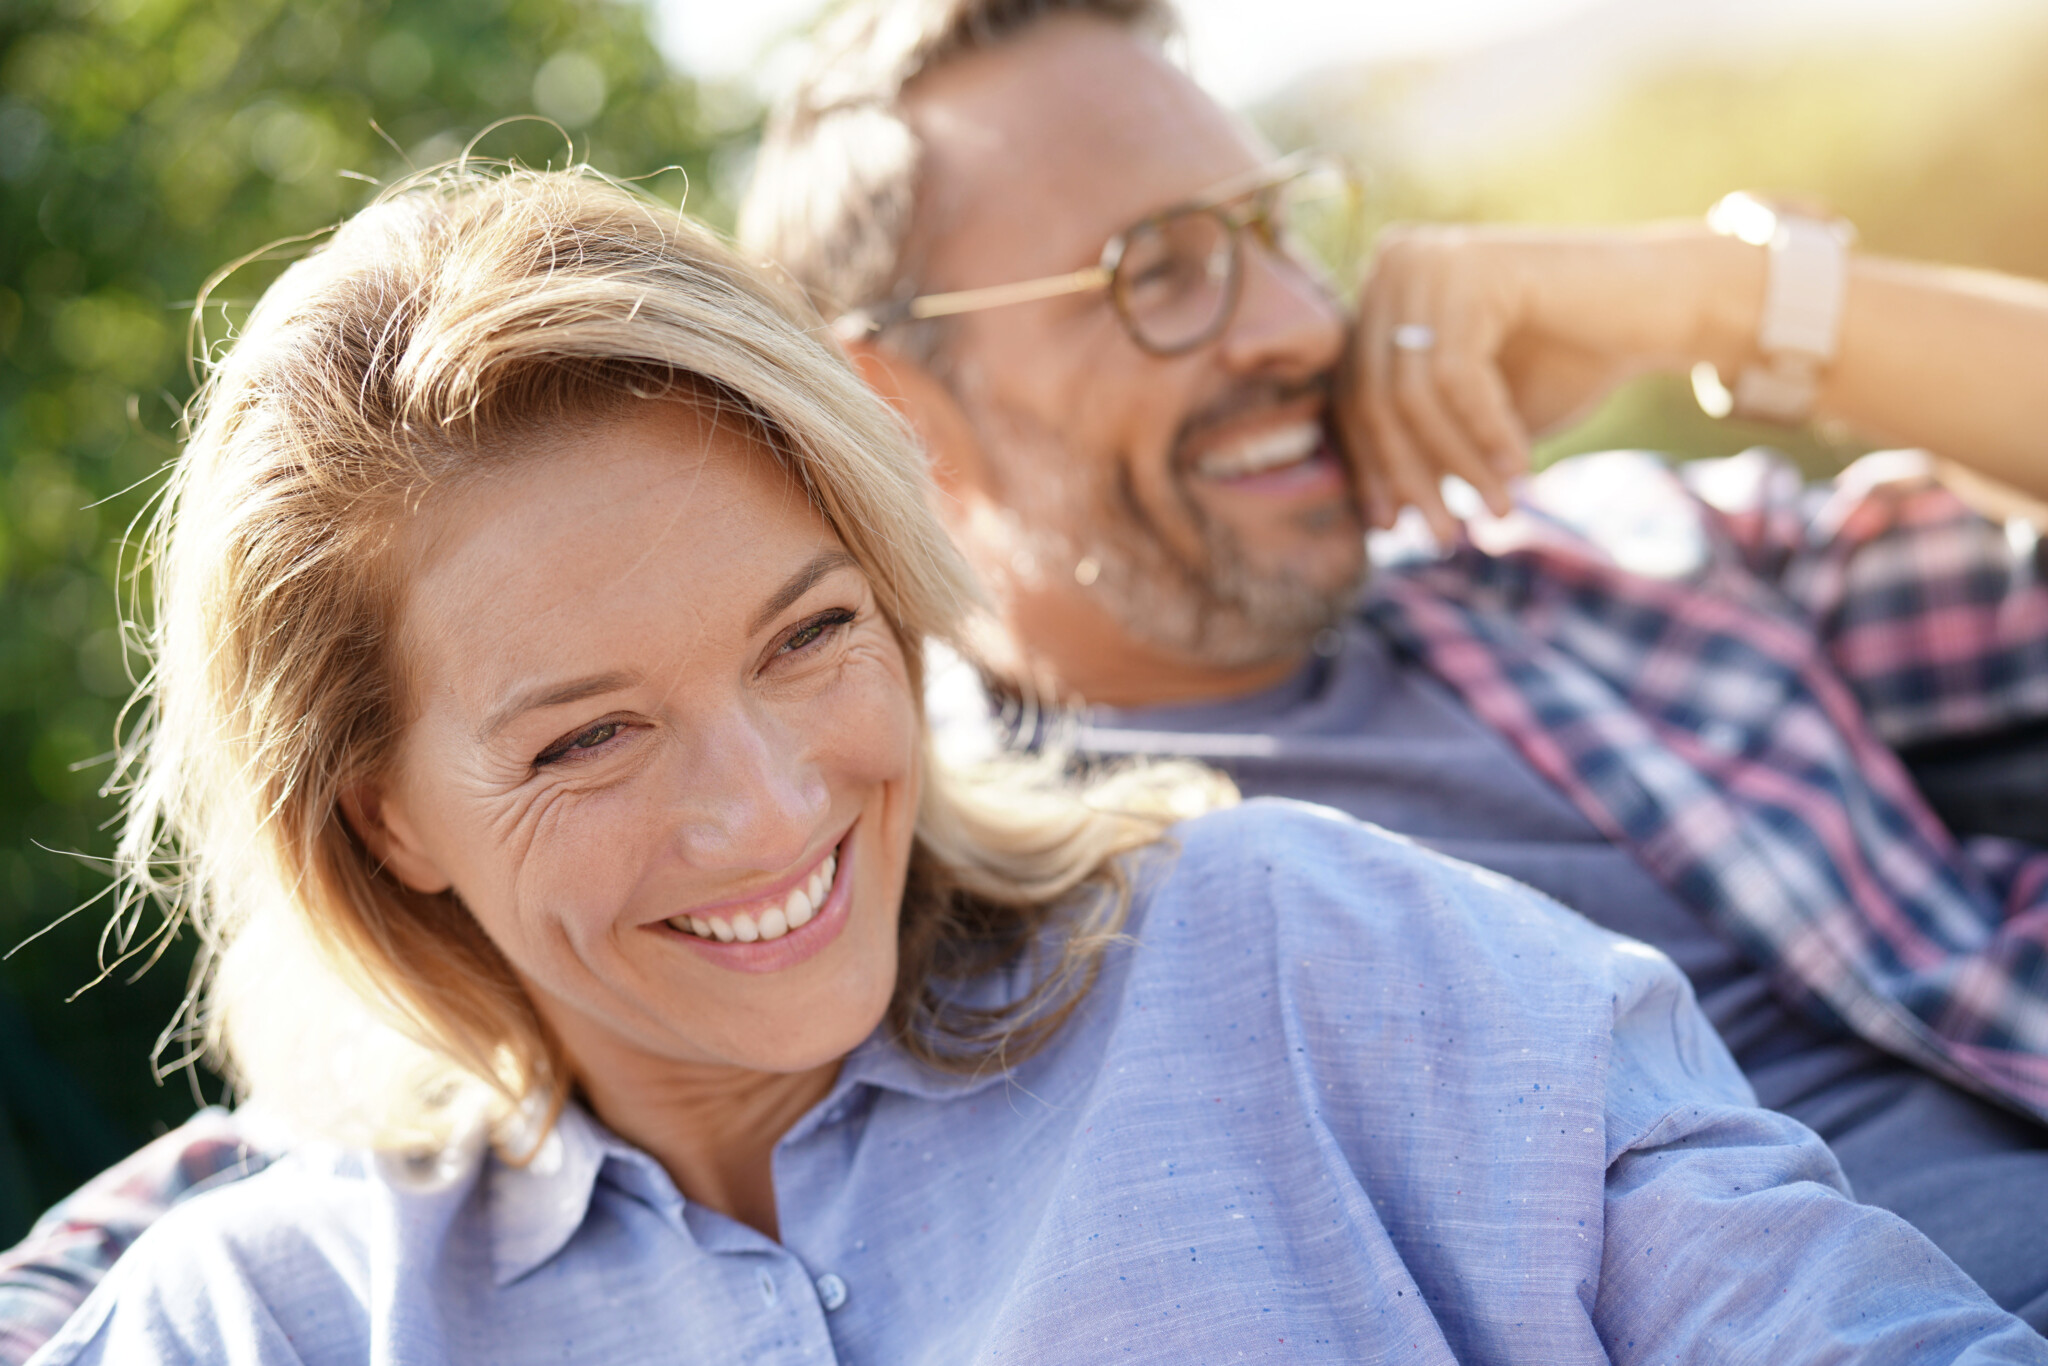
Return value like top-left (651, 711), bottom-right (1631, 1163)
top-left (1258, 16), bottom-right (2048, 476)
top-left (0, 0), bottom-right (753, 1242)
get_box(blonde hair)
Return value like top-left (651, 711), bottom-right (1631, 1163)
top-left (112, 163), bottom-right (1229, 1151)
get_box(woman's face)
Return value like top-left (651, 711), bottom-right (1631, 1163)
top-left (358, 400), bottom-right (921, 1081)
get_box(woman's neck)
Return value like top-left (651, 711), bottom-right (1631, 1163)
top-left (568, 1045), bottom-right (840, 1242)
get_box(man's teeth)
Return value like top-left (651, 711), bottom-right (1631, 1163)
top-left (671, 851), bottom-right (836, 943)
top-left (1194, 421), bottom-right (1322, 479)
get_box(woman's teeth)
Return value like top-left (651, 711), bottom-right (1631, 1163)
top-left (672, 851), bottom-right (836, 944)
top-left (1193, 421), bottom-right (1322, 479)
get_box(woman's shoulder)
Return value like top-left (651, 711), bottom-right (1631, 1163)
top-left (32, 1138), bottom-right (484, 1364)
top-left (1142, 796), bottom-right (1676, 1009)
top-left (1162, 794), bottom-right (1444, 877)
top-left (1115, 798), bottom-right (1743, 1125)
top-left (1158, 795), bottom-right (1587, 925)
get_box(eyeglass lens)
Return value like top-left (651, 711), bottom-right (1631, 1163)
top-left (1112, 210), bottom-right (1241, 354)
top-left (1108, 173), bottom-right (1346, 356)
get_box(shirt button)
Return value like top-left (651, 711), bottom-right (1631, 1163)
top-left (815, 1272), bottom-right (849, 1313)
top-left (757, 1267), bottom-right (779, 1306)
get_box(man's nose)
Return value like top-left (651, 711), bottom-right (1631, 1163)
top-left (1216, 238), bottom-right (1345, 379)
top-left (667, 706), bottom-right (829, 871)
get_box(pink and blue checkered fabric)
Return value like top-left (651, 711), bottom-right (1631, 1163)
top-left (1369, 449), bottom-right (2048, 1120)
top-left (0, 1108), bottom-right (264, 1364)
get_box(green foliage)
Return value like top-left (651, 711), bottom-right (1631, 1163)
top-left (0, 0), bottom-right (749, 1239)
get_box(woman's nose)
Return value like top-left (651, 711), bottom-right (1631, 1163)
top-left (666, 707), bottom-right (830, 870)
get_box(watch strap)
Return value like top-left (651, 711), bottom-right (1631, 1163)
top-left (1702, 192), bottom-right (1853, 424)
top-left (1757, 213), bottom-right (1850, 360)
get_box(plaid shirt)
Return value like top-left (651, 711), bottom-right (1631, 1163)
top-left (3, 448), bottom-right (2046, 1363)
top-left (1366, 448), bottom-right (2048, 1118)
top-left (0, 1108), bottom-right (269, 1365)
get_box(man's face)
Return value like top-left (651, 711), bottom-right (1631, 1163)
top-left (903, 15), bottom-right (1362, 684)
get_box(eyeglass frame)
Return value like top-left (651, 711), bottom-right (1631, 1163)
top-left (837, 150), bottom-right (1353, 358)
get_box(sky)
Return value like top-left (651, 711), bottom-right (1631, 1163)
top-left (650, 0), bottom-right (1612, 103)
top-left (650, 0), bottom-right (2029, 107)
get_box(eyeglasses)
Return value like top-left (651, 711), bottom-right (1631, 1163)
top-left (844, 152), bottom-right (1357, 357)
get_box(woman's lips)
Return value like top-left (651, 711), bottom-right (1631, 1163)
top-left (653, 833), bottom-right (856, 974)
top-left (669, 845), bottom-right (836, 944)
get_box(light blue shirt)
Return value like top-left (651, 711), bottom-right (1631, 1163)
top-left (29, 802), bottom-right (2043, 1364)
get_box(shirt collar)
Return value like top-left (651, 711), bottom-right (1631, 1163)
top-left (485, 1030), bottom-right (1014, 1286)
top-left (833, 1027), bottom-right (1018, 1104)
top-left (830, 953), bottom-right (1058, 1107)
top-left (488, 1101), bottom-right (625, 1286)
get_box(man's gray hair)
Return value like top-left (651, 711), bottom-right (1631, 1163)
top-left (738, 0), bottom-right (1177, 340)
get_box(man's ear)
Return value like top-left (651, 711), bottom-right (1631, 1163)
top-left (843, 337), bottom-right (990, 510)
top-left (340, 780), bottom-right (454, 895)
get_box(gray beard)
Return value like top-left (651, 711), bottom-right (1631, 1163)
top-left (950, 370), bottom-right (1362, 672)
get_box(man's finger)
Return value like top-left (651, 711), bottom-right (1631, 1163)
top-left (1366, 402), bottom-right (1459, 543)
top-left (1424, 303), bottom-right (1531, 484)
top-left (1391, 349), bottom-right (1513, 518)
top-left (1379, 271), bottom-right (1512, 516)
top-left (1353, 458), bottom-right (1396, 530)
top-left (1343, 269), bottom-right (1410, 528)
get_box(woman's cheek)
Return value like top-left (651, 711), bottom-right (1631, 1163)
top-left (495, 778), bottom-right (666, 956)
top-left (822, 639), bottom-right (921, 785)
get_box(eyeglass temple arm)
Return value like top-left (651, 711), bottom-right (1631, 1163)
top-left (838, 152), bottom-right (1331, 336)
top-left (905, 266), bottom-right (1114, 321)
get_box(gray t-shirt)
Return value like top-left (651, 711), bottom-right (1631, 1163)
top-left (1083, 620), bottom-right (1830, 1098)
top-left (1078, 616), bottom-right (2048, 1324)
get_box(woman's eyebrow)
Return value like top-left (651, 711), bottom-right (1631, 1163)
top-left (749, 550), bottom-right (857, 635)
top-left (479, 672), bottom-right (636, 743)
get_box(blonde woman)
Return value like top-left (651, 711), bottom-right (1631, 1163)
top-left (27, 167), bottom-right (2039, 1364)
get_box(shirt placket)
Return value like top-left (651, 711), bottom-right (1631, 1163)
top-left (599, 1147), bottom-right (846, 1364)
top-left (759, 1085), bottom-right (878, 1363)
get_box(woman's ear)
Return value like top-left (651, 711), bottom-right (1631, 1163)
top-left (340, 780), bottom-right (453, 895)
top-left (843, 337), bottom-right (990, 511)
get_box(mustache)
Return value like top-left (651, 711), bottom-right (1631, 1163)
top-left (1170, 372), bottom-right (1333, 462)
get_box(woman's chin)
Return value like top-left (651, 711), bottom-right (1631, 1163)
top-left (678, 971), bottom-right (895, 1078)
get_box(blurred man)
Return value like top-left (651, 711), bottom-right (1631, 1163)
top-left (7, 0), bottom-right (2048, 1354)
top-left (740, 0), bottom-right (2048, 1327)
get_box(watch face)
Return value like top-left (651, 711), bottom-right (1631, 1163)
top-left (1708, 190), bottom-right (1779, 247)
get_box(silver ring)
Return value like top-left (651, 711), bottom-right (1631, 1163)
top-left (1390, 323), bottom-right (1437, 353)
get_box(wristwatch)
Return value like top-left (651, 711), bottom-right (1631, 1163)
top-left (1692, 191), bottom-right (1857, 425)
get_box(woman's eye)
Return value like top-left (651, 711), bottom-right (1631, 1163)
top-left (536, 721), bottom-right (622, 766)
top-left (777, 608), bottom-right (855, 659)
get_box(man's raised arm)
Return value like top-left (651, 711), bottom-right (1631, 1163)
top-left (1340, 218), bottom-right (2048, 537)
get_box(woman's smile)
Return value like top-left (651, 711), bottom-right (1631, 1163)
top-left (655, 822), bottom-right (857, 974)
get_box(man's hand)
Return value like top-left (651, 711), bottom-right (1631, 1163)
top-left (1336, 223), bottom-right (1760, 538)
